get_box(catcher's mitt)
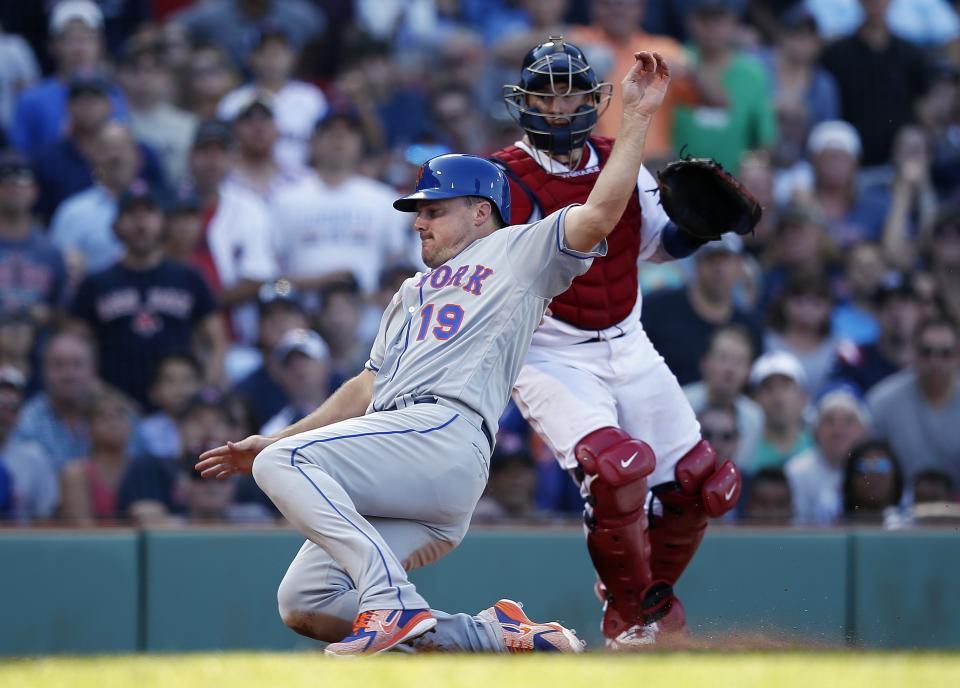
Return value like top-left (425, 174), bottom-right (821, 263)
top-left (656, 157), bottom-right (762, 242)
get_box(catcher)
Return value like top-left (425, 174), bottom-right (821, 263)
top-left (493, 36), bottom-right (760, 648)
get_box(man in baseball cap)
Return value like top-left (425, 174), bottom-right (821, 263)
top-left (223, 90), bottom-right (306, 202)
top-left (261, 329), bottom-right (331, 437)
top-left (69, 177), bottom-right (226, 407)
top-left (216, 22), bottom-right (327, 170)
top-left (747, 351), bottom-right (813, 473)
top-left (186, 115), bottom-right (279, 345)
top-left (115, 179), bottom-right (166, 214)
top-left (785, 387), bottom-right (870, 525)
top-left (228, 281), bottom-right (309, 430)
top-left (11, 0), bottom-right (129, 158)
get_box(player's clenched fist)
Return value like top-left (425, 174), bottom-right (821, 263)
top-left (622, 51), bottom-right (671, 118)
top-left (195, 434), bottom-right (275, 479)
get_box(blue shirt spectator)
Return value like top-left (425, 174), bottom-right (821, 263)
top-left (11, 393), bottom-right (91, 472)
top-left (0, 231), bottom-right (68, 317)
top-left (755, 5), bottom-right (840, 132)
top-left (9, 2), bottom-right (128, 158)
top-left (49, 184), bottom-right (124, 278)
top-left (0, 152), bottom-right (67, 321)
top-left (12, 77), bottom-right (129, 161)
top-left (33, 106), bottom-right (165, 221)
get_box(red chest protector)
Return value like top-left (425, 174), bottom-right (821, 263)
top-left (491, 137), bottom-right (643, 331)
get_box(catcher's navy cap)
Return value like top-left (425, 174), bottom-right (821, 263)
top-left (393, 154), bottom-right (511, 224)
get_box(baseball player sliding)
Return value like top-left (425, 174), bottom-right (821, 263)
top-left (493, 37), bottom-right (751, 648)
top-left (197, 51), bottom-right (671, 656)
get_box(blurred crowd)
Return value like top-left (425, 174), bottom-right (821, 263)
top-left (0, 0), bottom-right (958, 529)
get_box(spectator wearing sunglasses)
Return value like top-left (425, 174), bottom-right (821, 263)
top-left (696, 402), bottom-right (741, 466)
top-left (684, 325), bottom-right (762, 469)
top-left (841, 439), bottom-right (904, 526)
top-left (867, 317), bottom-right (960, 489)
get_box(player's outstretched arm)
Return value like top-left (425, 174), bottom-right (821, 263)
top-left (564, 51), bottom-right (670, 253)
top-left (195, 369), bottom-right (375, 479)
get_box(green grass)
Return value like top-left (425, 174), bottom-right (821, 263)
top-left (1, 652), bottom-right (959, 688)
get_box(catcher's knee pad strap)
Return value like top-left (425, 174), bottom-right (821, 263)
top-left (575, 427), bottom-right (657, 633)
top-left (649, 440), bottom-right (742, 584)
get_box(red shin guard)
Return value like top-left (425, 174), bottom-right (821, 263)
top-left (648, 440), bottom-right (741, 585)
top-left (575, 427), bottom-right (657, 638)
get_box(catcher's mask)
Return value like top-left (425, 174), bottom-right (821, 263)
top-left (393, 153), bottom-right (511, 224)
top-left (503, 36), bottom-right (612, 157)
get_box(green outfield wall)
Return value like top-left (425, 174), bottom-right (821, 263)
top-left (0, 527), bottom-right (957, 655)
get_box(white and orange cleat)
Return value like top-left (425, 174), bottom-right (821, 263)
top-left (478, 599), bottom-right (585, 653)
top-left (324, 609), bottom-right (437, 656)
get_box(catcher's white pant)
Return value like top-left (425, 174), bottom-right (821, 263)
top-left (513, 321), bottom-right (701, 488)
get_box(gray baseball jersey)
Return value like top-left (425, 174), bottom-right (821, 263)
top-left (252, 205), bottom-right (604, 649)
top-left (366, 205), bottom-right (606, 437)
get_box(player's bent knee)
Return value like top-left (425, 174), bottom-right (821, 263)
top-left (277, 579), bottom-right (356, 642)
top-left (280, 609), bottom-right (353, 643)
top-left (575, 426), bottom-right (656, 518)
top-left (251, 444), bottom-right (285, 492)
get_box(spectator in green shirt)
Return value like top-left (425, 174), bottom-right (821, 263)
top-left (670, 0), bottom-right (777, 172)
top-left (746, 350), bottom-right (814, 474)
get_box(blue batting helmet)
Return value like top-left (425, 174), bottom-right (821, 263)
top-left (393, 154), bottom-right (511, 223)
